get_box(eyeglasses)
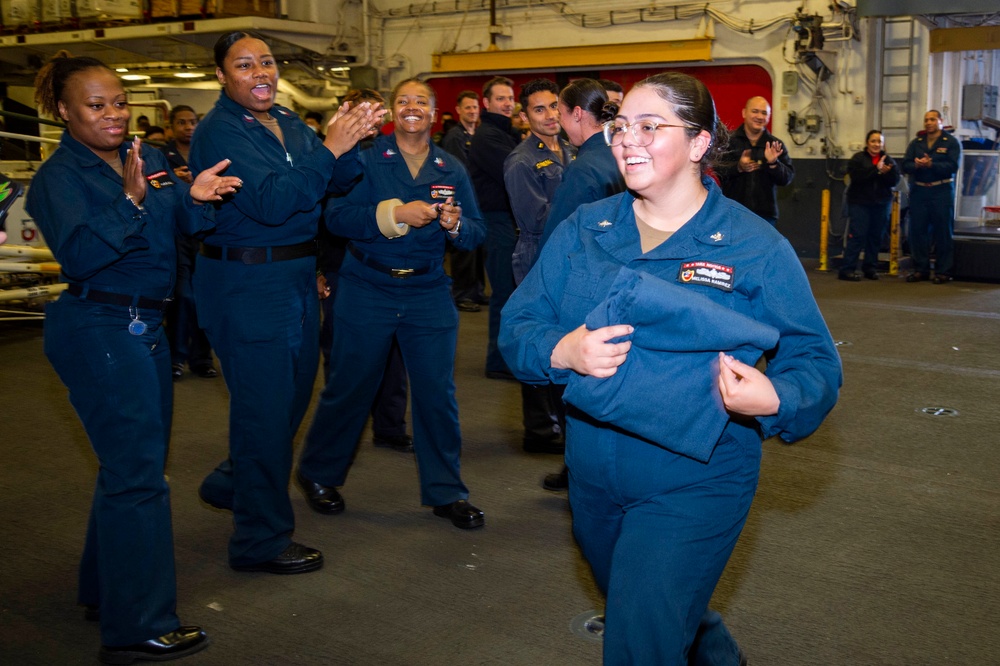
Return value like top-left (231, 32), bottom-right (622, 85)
top-left (603, 120), bottom-right (696, 147)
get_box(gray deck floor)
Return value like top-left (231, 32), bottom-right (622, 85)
top-left (2, 264), bottom-right (999, 665)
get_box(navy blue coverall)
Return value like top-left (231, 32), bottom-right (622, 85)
top-left (540, 131), bottom-right (625, 246)
top-left (317, 227), bottom-right (409, 440)
top-left (504, 133), bottom-right (576, 445)
top-left (503, 133), bottom-right (575, 283)
top-left (500, 180), bottom-right (842, 665)
top-left (188, 91), bottom-right (361, 567)
top-left (26, 132), bottom-right (213, 646)
top-left (298, 133), bottom-right (484, 507)
top-left (902, 130), bottom-right (961, 276)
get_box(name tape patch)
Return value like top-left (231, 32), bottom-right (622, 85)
top-left (146, 170), bottom-right (175, 189)
top-left (678, 261), bottom-right (734, 292)
top-left (430, 184), bottom-right (455, 199)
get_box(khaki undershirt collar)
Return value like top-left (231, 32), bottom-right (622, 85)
top-left (399, 144), bottom-right (429, 179)
top-left (257, 114), bottom-right (286, 149)
top-left (635, 210), bottom-right (673, 254)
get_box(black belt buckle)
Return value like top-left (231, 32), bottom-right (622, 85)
top-left (390, 268), bottom-right (415, 278)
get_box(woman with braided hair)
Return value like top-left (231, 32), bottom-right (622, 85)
top-left (27, 51), bottom-right (239, 664)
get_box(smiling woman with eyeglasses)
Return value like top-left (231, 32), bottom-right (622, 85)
top-left (500, 72), bottom-right (842, 664)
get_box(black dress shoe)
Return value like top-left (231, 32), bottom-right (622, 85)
top-left (542, 467), bottom-right (569, 491)
top-left (230, 542), bottom-right (323, 575)
top-left (432, 500), bottom-right (485, 529)
top-left (455, 300), bottom-right (481, 313)
top-left (191, 365), bottom-right (218, 379)
top-left (373, 433), bottom-right (414, 453)
top-left (171, 364), bottom-right (184, 381)
top-left (906, 271), bottom-right (927, 283)
top-left (523, 435), bottom-right (565, 455)
top-left (863, 270), bottom-right (879, 280)
top-left (99, 626), bottom-right (209, 664)
top-left (197, 485), bottom-right (232, 511)
top-left (932, 274), bottom-right (952, 284)
top-left (837, 272), bottom-right (862, 282)
top-left (296, 471), bottom-right (345, 514)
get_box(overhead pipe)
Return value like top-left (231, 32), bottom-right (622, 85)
top-left (488, 0), bottom-right (498, 51)
top-left (276, 79), bottom-right (345, 112)
top-left (355, 0), bottom-right (372, 68)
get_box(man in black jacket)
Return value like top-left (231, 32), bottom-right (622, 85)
top-left (468, 76), bottom-right (520, 378)
top-left (442, 90), bottom-right (487, 312)
top-left (718, 96), bottom-right (794, 226)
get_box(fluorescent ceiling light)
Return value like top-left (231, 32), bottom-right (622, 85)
top-left (174, 72), bottom-right (206, 78)
top-left (121, 74), bottom-right (150, 81)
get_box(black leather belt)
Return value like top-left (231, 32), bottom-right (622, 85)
top-left (67, 284), bottom-right (170, 310)
top-left (347, 243), bottom-right (433, 279)
top-left (199, 240), bottom-right (318, 265)
top-left (914, 178), bottom-right (954, 187)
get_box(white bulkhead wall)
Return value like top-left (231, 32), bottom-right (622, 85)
top-left (283, 0), bottom-right (940, 161)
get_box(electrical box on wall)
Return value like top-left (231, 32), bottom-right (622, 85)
top-left (782, 71), bottom-right (798, 96)
top-left (962, 84), bottom-right (998, 121)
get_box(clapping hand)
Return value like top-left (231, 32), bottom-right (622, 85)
top-left (123, 136), bottom-right (148, 207)
top-left (190, 159), bottom-right (243, 203)
top-left (325, 101), bottom-right (388, 158)
top-left (738, 149), bottom-right (759, 173)
top-left (764, 141), bottom-right (784, 165)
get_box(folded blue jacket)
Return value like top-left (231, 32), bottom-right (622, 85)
top-left (563, 266), bottom-right (780, 462)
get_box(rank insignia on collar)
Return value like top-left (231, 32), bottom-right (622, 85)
top-left (434, 157), bottom-right (444, 166)
top-left (598, 220), bottom-right (612, 227)
top-left (710, 232), bottom-right (724, 242)
top-left (383, 148), bottom-right (397, 158)
top-left (275, 108), bottom-right (290, 115)
top-left (242, 114), bottom-right (255, 123)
